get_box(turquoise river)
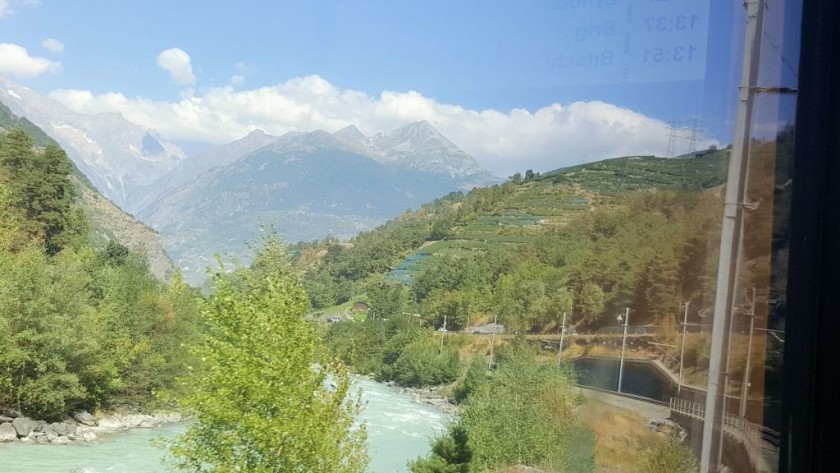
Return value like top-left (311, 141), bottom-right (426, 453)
top-left (0, 377), bottom-right (451, 472)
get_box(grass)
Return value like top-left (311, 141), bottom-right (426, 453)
top-left (576, 398), bottom-right (668, 473)
top-left (306, 294), bottom-right (369, 321)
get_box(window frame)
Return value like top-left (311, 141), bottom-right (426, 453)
top-left (780, 0), bottom-right (840, 471)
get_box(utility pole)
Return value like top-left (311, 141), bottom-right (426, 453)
top-left (489, 313), bottom-right (498, 369)
top-left (557, 312), bottom-right (567, 365)
top-left (438, 314), bottom-right (448, 354)
top-left (740, 287), bottom-right (757, 417)
top-left (617, 307), bottom-right (630, 393)
top-left (667, 121), bottom-right (679, 157)
top-left (687, 116), bottom-right (702, 154)
top-left (700, 1), bottom-right (765, 472)
top-left (678, 301), bottom-right (690, 395)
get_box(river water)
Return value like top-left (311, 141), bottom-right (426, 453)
top-left (0, 378), bottom-right (451, 473)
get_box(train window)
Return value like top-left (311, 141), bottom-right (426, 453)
top-left (4, 0), bottom-right (838, 472)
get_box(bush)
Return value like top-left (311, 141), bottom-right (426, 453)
top-left (382, 337), bottom-right (460, 387)
top-left (452, 354), bottom-right (488, 404)
top-left (170, 259), bottom-right (367, 472)
top-left (408, 423), bottom-right (471, 473)
top-left (684, 334), bottom-right (712, 368)
top-left (637, 437), bottom-right (699, 473)
top-left (461, 357), bottom-right (588, 472)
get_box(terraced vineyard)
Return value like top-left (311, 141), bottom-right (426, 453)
top-left (387, 151), bottom-right (727, 285)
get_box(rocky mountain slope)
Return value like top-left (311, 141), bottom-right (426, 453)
top-left (2, 78), bottom-right (500, 284)
top-left (1, 100), bottom-right (173, 279)
top-left (0, 78), bottom-right (186, 213)
top-left (139, 128), bottom-right (488, 283)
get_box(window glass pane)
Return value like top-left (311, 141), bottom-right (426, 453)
top-left (0, 1), bottom-right (803, 472)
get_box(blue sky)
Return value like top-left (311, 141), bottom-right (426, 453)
top-left (1, 0), bottom-right (792, 177)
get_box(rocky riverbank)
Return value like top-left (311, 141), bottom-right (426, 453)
top-left (366, 378), bottom-right (458, 415)
top-left (0, 408), bottom-right (182, 445)
top-left (395, 385), bottom-right (458, 415)
top-left (351, 374), bottom-right (458, 415)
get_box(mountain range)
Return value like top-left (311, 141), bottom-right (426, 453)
top-left (0, 78), bottom-right (500, 284)
top-left (0, 78), bottom-right (186, 213)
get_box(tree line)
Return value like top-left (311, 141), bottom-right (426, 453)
top-left (296, 172), bottom-right (724, 335)
top-left (1, 128), bottom-right (366, 471)
top-left (0, 129), bottom-right (202, 419)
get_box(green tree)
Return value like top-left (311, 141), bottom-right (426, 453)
top-left (577, 282), bottom-right (606, 324)
top-left (0, 131), bottom-right (83, 254)
top-left (365, 275), bottom-right (408, 319)
top-left (382, 335), bottom-right (460, 387)
top-left (461, 357), bottom-right (587, 472)
top-left (452, 354), bottom-right (488, 404)
top-left (409, 423), bottom-right (472, 473)
top-left (169, 257), bottom-right (367, 472)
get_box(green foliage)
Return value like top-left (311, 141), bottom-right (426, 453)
top-left (296, 152), bottom-right (725, 334)
top-left (636, 437), bottom-right (699, 473)
top-left (413, 349), bottom-right (592, 473)
top-left (408, 423), bottom-right (472, 473)
top-left (324, 318), bottom-right (391, 376)
top-left (365, 275), bottom-right (409, 319)
top-left (0, 129), bottom-right (86, 254)
top-left (169, 249), bottom-right (367, 472)
top-left (577, 282), bottom-right (607, 324)
top-left (684, 334), bottom-right (712, 368)
top-left (0, 103), bottom-right (60, 148)
top-left (0, 130), bottom-right (199, 419)
top-left (421, 290), bottom-right (470, 332)
top-left (382, 335), bottom-right (460, 388)
top-left (323, 315), bottom-right (460, 388)
top-left (461, 358), bottom-right (587, 472)
top-left (452, 354), bottom-right (488, 404)
top-left (0, 213), bottom-right (198, 418)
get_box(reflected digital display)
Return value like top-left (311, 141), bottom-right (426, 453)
top-left (552, 0), bottom-right (711, 84)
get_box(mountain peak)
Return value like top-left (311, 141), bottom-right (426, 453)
top-left (238, 128), bottom-right (278, 146)
top-left (396, 120), bottom-right (439, 135)
top-left (366, 121), bottom-right (497, 181)
top-left (261, 128), bottom-right (354, 155)
top-left (334, 124), bottom-right (366, 143)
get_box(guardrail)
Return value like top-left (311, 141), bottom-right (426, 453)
top-left (669, 397), bottom-right (779, 472)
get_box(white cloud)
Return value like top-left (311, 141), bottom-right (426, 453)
top-left (157, 47), bottom-right (196, 86)
top-left (235, 61), bottom-right (259, 75)
top-left (42, 38), bottom-right (64, 53)
top-left (0, 42), bottom-right (61, 77)
top-left (0, 0), bottom-right (40, 19)
top-left (229, 74), bottom-right (245, 86)
top-left (49, 75), bottom-right (714, 177)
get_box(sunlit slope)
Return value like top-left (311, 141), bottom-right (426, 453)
top-left (392, 151), bottom-right (728, 282)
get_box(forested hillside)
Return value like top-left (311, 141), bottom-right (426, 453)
top-left (1, 102), bottom-right (174, 278)
top-left (0, 129), bottom-right (200, 420)
top-left (295, 150), bottom-right (728, 333)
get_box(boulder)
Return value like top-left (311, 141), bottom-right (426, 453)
top-left (0, 422), bottom-right (17, 442)
top-left (48, 422), bottom-right (76, 436)
top-left (52, 435), bottom-right (70, 444)
top-left (0, 416), bottom-right (13, 423)
top-left (81, 431), bottom-right (97, 442)
top-left (71, 410), bottom-right (98, 427)
top-left (11, 417), bottom-right (36, 437)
